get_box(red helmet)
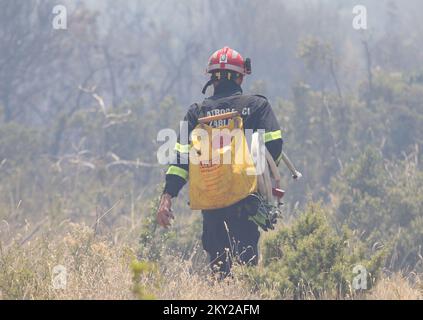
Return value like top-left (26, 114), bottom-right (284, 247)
top-left (206, 46), bottom-right (251, 75)
top-left (202, 47), bottom-right (251, 94)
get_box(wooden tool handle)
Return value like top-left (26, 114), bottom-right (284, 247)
top-left (198, 111), bottom-right (239, 124)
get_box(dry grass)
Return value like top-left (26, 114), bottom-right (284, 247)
top-left (367, 273), bottom-right (422, 300)
top-left (151, 259), bottom-right (261, 300)
top-left (0, 221), bottom-right (421, 300)
top-left (0, 223), bottom-right (134, 299)
top-left (0, 222), bottom-right (260, 300)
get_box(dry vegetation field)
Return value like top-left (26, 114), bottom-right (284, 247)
top-left (1, 218), bottom-right (421, 300)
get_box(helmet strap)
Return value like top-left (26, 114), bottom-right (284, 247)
top-left (201, 71), bottom-right (241, 94)
top-left (201, 79), bottom-right (214, 94)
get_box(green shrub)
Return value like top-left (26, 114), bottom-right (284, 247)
top-left (332, 147), bottom-right (423, 271)
top-left (242, 203), bottom-right (385, 299)
top-left (131, 259), bottom-right (157, 300)
top-left (0, 123), bottom-right (44, 164)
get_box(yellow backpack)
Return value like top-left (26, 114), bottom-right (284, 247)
top-left (189, 116), bottom-right (257, 210)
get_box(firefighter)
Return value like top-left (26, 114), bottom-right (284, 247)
top-left (156, 47), bottom-right (283, 276)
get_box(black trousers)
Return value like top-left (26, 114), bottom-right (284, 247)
top-left (201, 196), bottom-right (260, 276)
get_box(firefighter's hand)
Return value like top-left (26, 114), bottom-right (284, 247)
top-left (157, 193), bottom-right (174, 228)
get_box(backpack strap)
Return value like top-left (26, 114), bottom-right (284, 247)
top-left (254, 94), bottom-right (268, 101)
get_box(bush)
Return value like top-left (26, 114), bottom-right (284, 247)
top-left (242, 203), bottom-right (385, 299)
top-left (0, 123), bottom-right (44, 164)
top-left (332, 147), bottom-right (423, 271)
top-left (138, 192), bottom-right (203, 262)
